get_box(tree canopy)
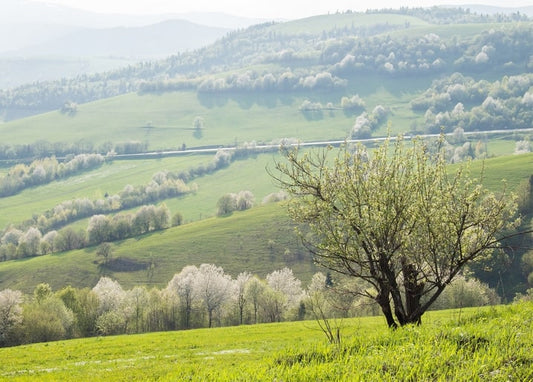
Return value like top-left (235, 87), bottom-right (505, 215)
top-left (273, 136), bottom-right (520, 327)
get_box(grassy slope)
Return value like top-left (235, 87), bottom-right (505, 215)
top-left (0, 151), bottom-right (282, 229)
top-left (468, 152), bottom-right (533, 191)
top-left (0, 302), bottom-right (531, 381)
top-left (269, 13), bottom-right (430, 34)
top-left (0, 155), bottom-right (209, 228)
top-left (0, 203), bottom-right (316, 293)
top-left (0, 152), bottom-right (530, 293)
top-left (0, 90), bottom-right (356, 150)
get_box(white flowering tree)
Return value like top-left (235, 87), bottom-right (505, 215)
top-left (165, 265), bottom-right (200, 329)
top-left (0, 289), bottom-right (23, 346)
top-left (195, 264), bottom-right (233, 328)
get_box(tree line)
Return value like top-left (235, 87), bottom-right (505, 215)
top-left (0, 154), bottom-right (105, 197)
top-left (0, 203), bottom-right (176, 260)
top-left (0, 264), bottom-right (502, 347)
top-left (0, 140), bottom-right (146, 162)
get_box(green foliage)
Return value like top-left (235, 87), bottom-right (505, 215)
top-left (274, 137), bottom-right (519, 326)
top-left (16, 292), bottom-right (74, 344)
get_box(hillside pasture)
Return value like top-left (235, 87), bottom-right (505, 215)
top-left (0, 71), bottom-right (442, 152)
top-left (0, 302), bottom-right (531, 381)
top-left (0, 151), bottom-right (531, 294)
top-left (0, 203), bottom-right (314, 293)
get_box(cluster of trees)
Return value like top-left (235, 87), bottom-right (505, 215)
top-left (329, 26), bottom-right (533, 76)
top-left (195, 71), bottom-right (347, 94)
top-left (298, 94), bottom-right (368, 115)
top-left (0, 154), bottom-right (105, 197)
top-left (87, 204), bottom-right (173, 245)
top-left (216, 191), bottom-right (255, 216)
top-left (350, 105), bottom-right (389, 138)
top-left (0, 204), bottom-right (174, 260)
top-left (0, 265), bottom-right (500, 347)
top-left (412, 73), bottom-right (533, 133)
top-left (340, 94), bottom-right (366, 111)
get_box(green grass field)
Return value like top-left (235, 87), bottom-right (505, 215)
top-left (0, 70), bottom-right (442, 153)
top-left (0, 302), bottom-right (531, 381)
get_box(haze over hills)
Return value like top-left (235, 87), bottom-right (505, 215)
top-left (0, 0), bottom-right (266, 88)
top-left (5, 20), bottom-right (231, 59)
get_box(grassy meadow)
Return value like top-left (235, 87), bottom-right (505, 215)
top-left (0, 302), bottom-right (531, 381)
top-left (0, 70), bottom-right (441, 152)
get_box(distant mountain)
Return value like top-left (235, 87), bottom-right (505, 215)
top-left (1, 0), bottom-right (267, 28)
top-left (0, 0), bottom-right (262, 88)
top-left (7, 19), bottom-right (230, 59)
top-left (0, 0), bottom-right (265, 54)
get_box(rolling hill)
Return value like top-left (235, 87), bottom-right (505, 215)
top-left (0, 8), bottom-right (531, 299)
top-left (0, 151), bottom-right (530, 294)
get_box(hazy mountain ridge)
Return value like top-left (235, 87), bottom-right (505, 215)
top-left (1, 0), bottom-right (266, 30)
top-left (0, 0), bottom-right (262, 89)
top-left (6, 19), bottom-right (231, 59)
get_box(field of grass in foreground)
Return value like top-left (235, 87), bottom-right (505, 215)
top-left (0, 302), bottom-right (531, 381)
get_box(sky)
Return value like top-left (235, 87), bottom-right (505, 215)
top-left (32, 0), bottom-right (533, 20)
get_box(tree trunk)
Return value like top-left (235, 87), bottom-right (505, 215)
top-left (376, 288), bottom-right (397, 328)
top-left (402, 260), bottom-right (424, 325)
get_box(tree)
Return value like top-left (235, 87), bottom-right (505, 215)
top-left (19, 227), bottom-right (42, 256)
top-left (57, 286), bottom-right (98, 337)
top-left (0, 289), bottom-right (23, 346)
top-left (216, 194), bottom-right (237, 216)
top-left (165, 265), bottom-right (199, 329)
top-left (96, 242), bottom-right (112, 266)
top-left (266, 267), bottom-right (304, 315)
top-left (272, 136), bottom-right (520, 327)
top-left (88, 215), bottom-right (111, 245)
top-left (195, 264), bottom-right (232, 328)
top-left (54, 227), bottom-right (86, 252)
top-left (244, 276), bottom-right (266, 324)
top-left (92, 277), bottom-right (125, 316)
top-left (234, 272), bottom-right (251, 325)
top-left (171, 212), bottom-right (184, 227)
top-left (19, 285), bottom-right (74, 344)
top-left (235, 191), bottom-right (255, 211)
